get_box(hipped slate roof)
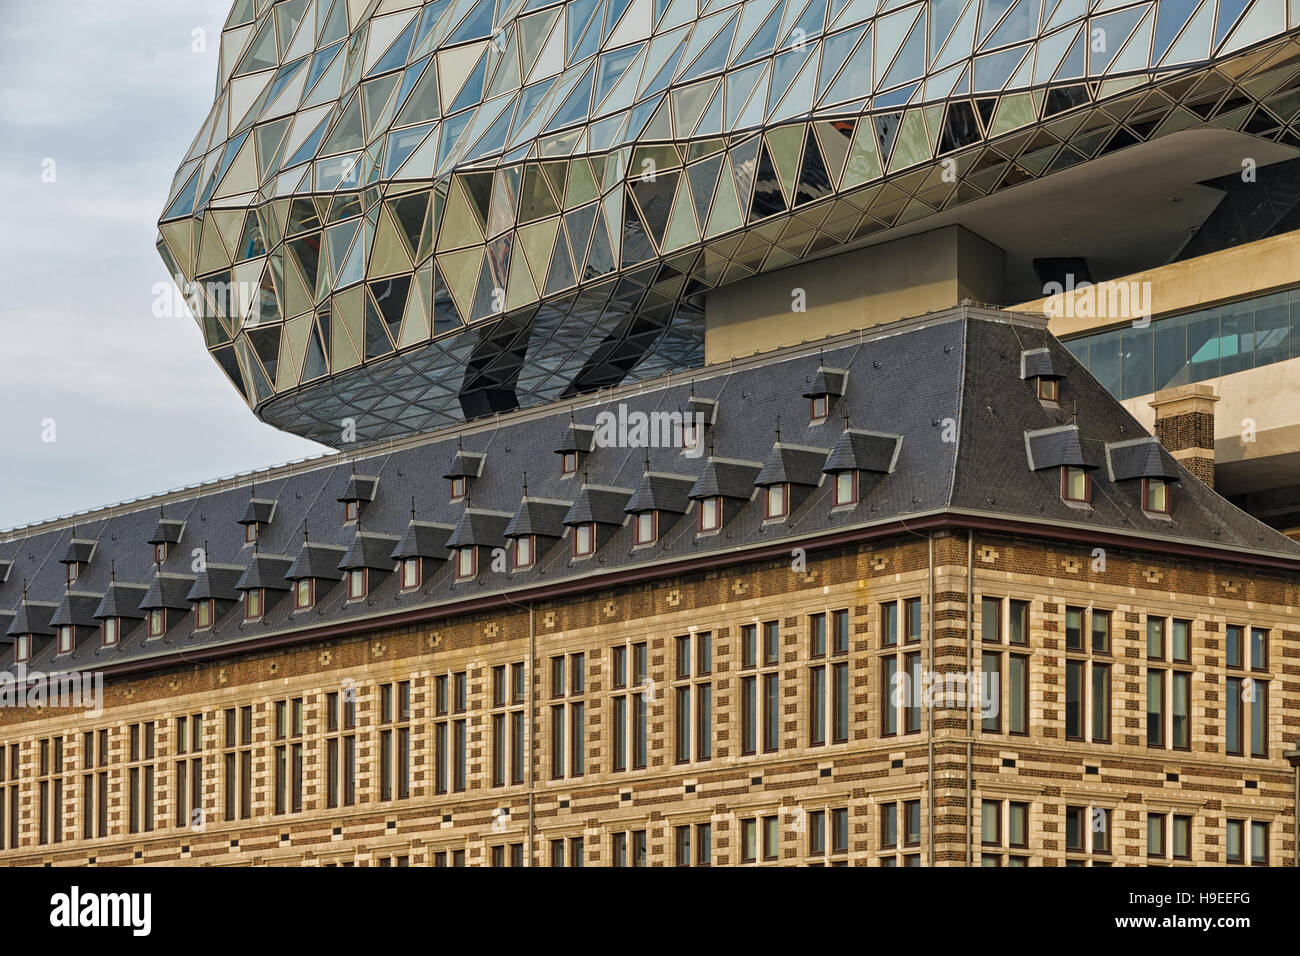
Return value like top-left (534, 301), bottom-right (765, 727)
top-left (240, 498), bottom-right (276, 526)
top-left (443, 449), bottom-right (485, 480)
top-left (1024, 426), bottom-right (1101, 471)
top-left (95, 583), bottom-right (150, 619)
top-left (391, 523), bottom-right (453, 561)
top-left (3, 307), bottom-right (1297, 678)
top-left (236, 554), bottom-right (295, 591)
top-left (338, 475), bottom-right (378, 503)
top-left (755, 444), bottom-right (829, 487)
top-left (140, 573), bottom-right (197, 611)
top-left (803, 367), bottom-right (849, 398)
top-left (626, 474), bottom-right (696, 515)
top-left (824, 430), bottom-right (903, 475)
top-left (339, 533), bottom-right (401, 571)
top-left (554, 423), bottom-right (597, 454)
top-left (286, 543), bottom-right (347, 581)
top-left (446, 511), bottom-right (513, 549)
top-left (61, 539), bottom-right (96, 565)
top-left (564, 486), bottom-right (632, 527)
top-left (689, 459), bottom-right (762, 500)
top-left (7, 601), bottom-right (57, 637)
top-left (505, 500), bottom-right (570, 540)
top-left (49, 592), bottom-right (103, 629)
top-left (1021, 348), bottom-right (1063, 380)
top-left (148, 518), bottom-right (184, 545)
top-left (1107, 437), bottom-right (1182, 482)
top-left (186, 565), bottom-right (244, 602)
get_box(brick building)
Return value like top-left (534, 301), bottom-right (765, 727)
top-left (2, 308), bottom-right (1296, 866)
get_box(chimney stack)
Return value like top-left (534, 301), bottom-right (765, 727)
top-left (1150, 384), bottom-right (1219, 489)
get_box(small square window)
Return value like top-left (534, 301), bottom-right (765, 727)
top-left (1037, 377), bottom-right (1059, 401)
top-left (634, 511), bottom-right (656, 546)
top-left (764, 484), bottom-right (789, 520)
top-left (244, 589), bottom-right (263, 622)
top-left (294, 579), bottom-right (314, 610)
top-left (810, 394), bottom-right (829, 421)
top-left (1061, 466), bottom-right (1090, 503)
top-left (698, 497), bottom-right (721, 533)
top-left (346, 568), bottom-right (367, 600)
top-left (1143, 478), bottom-right (1169, 513)
top-left (456, 548), bottom-right (477, 579)
top-left (58, 625), bottom-right (74, 654)
top-left (148, 608), bottom-right (167, 638)
top-left (513, 536), bottom-right (534, 570)
top-left (400, 558), bottom-right (421, 591)
top-left (833, 470), bottom-right (858, 507)
top-left (572, 523), bottom-right (594, 558)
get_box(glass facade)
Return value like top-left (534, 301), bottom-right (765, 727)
top-left (1063, 288), bottom-right (1300, 400)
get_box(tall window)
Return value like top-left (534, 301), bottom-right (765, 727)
top-left (324, 690), bottom-right (357, 808)
top-left (740, 621), bottom-right (780, 755)
top-left (1064, 805), bottom-right (1112, 865)
top-left (81, 729), bottom-right (109, 840)
top-left (127, 723), bottom-right (156, 835)
top-left (1147, 617), bottom-right (1192, 750)
top-left (1, 743), bottom-right (21, 849)
top-left (610, 642), bottom-right (649, 771)
top-left (549, 835), bottom-right (585, 867)
top-left (1225, 818), bottom-right (1269, 865)
top-left (979, 799), bottom-right (1029, 865)
top-left (273, 697), bottom-right (304, 814)
top-left (980, 598), bottom-right (1030, 735)
top-left (222, 706), bottom-right (253, 821)
top-left (37, 736), bottom-right (66, 845)
top-left (1063, 606), bottom-right (1111, 743)
top-left (673, 633), bottom-right (712, 763)
top-left (550, 653), bottom-right (586, 779)
top-left (491, 663), bottom-right (526, 787)
top-left (698, 496), bottom-right (721, 533)
top-left (612, 829), bottom-right (647, 867)
top-left (740, 815), bottom-right (779, 864)
top-left (880, 598), bottom-right (922, 736)
top-left (809, 610), bottom-right (850, 746)
top-left (1225, 624), bottom-right (1268, 758)
top-left (675, 822), bottom-right (712, 866)
top-left (173, 714), bottom-right (203, 829)
top-left (806, 808), bottom-right (850, 865)
top-left (763, 483), bottom-right (789, 520)
top-left (379, 681), bottom-right (411, 801)
top-left (1060, 466), bottom-right (1091, 503)
top-left (1147, 812), bottom-right (1192, 863)
top-left (879, 799), bottom-right (922, 865)
top-left (433, 672), bottom-right (468, 794)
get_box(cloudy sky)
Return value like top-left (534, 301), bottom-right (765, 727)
top-left (0, 0), bottom-right (329, 531)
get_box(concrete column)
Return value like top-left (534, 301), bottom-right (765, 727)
top-left (1150, 384), bottom-right (1220, 488)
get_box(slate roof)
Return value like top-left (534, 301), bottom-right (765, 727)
top-left (235, 554), bottom-right (295, 592)
top-left (338, 533), bottom-right (401, 572)
top-left (554, 423), bottom-right (597, 454)
top-left (754, 444), bottom-right (830, 487)
top-left (824, 430), bottom-right (902, 475)
top-left (240, 498), bottom-right (276, 526)
top-left (442, 449), bottom-right (485, 480)
top-left (50, 591), bottom-right (104, 629)
top-left (2, 306), bottom-right (1297, 677)
top-left (802, 367), bottom-right (849, 398)
top-left (446, 511), bottom-right (513, 549)
top-left (504, 500), bottom-right (570, 540)
top-left (1107, 437), bottom-right (1182, 483)
top-left (7, 601), bottom-right (57, 637)
top-left (625, 474), bottom-right (696, 515)
top-left (339, 475), bottom-right (378, 503)
top-left (286, 543), bottom-right (347, 581)
top-left (95, 583), bottom-right (150, 619)
top-left (186, 565), bottom-right (244, 603)
top-left (61, 539), bottom-right (96, 565)
top-left (148, 518), bottom-right (184, 545)
top-left (1024, 426), bottom-right (1101, 471)
top-left (139, 573), bottom-right (197, 611)
top-left (1021, 348), bottom-right (1063, 380)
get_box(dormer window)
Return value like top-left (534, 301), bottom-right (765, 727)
top-left (154, 542), bottom-right (168, 564)
top-left (810, 394), bottom-right (829, 422)
top-left (764, 484), bottom-right (789, 520)
top-left (572, 523), bottom-right (595, 558)
top-left (1036, 376), bottom-right (1059, 401)
top-left (344, 499), bottom-right (359, 523)
top-left (1143, 478), bottom-right (1170, 514)
top-left (347, 568), bottom-right (368, 601)
top-left (102, 618), bottom-right (121, 647)
top-left (699, 497), bottom-right (722, 533)
top-left (245, 522), bottom-right (259, 544)
top-left (244, 589), bottom-right (264, 622)
top-left (513, 536), bottom-right (535, 570)
top-left (148, 608), bottom-right (167, 638)
top-left (833, 470), bottom-right (859, 507)
top-left (15, 634), bottom-right (30, 662)
top-left (295, 578), bottom-right (314, 610)
top-left (455, 548), bottom-right (477, 579)
top-left (634, 512), bottom-right (657, 546)
top-left (58, 625), bottom-right (74, 654)
top-left (562, 452), bottom-right (578, 476)
top-left (66, 562), bottom-right (80, 585)
top-left (400, 558), bottom-right (422, 591)
top-left (194, 599), bottom-right (215, 630)
top-left (1061, 466), bottom-right (1091, 504)
top-left (450, 476), bottom-right (467, 502)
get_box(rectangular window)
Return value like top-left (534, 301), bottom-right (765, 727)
top-left (833, 470), bottom-right (857, 506)
top-left (572, 523), bottom-right (594, 557)
top-left (273, 697), bottom-right (304, 814)
top-left (633, 511), bottom-right (656, 546)
top-left (1226, 819), bottom-right (1244, 864)
top-left (1147, 670), bottom-right (1165, 747)
top-left (764, 484), bottom-right (789, 520)
top-left (698, 496), bottom-right (721, 533)
top-left (1147, 813), bottom-right (1166, 858)
top-left (400, 557), bottom-right (421, 590)
top-left (325, 690), bottom-right (357, 808)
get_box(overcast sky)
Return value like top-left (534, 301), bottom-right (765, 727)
top-left (0, 0), bottom-right (329, 531)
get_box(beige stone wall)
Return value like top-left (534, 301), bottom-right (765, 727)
top-left (0, 531), bottom-right (1294, 866)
